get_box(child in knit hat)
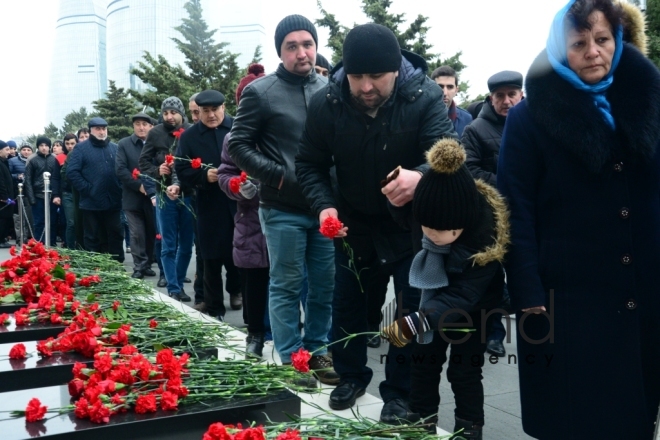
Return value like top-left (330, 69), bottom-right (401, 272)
top-left (381, 138), bottom-right (510, 439)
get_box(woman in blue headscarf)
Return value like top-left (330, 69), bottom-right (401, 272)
top-left (497, 0), bottom-right (660, 438)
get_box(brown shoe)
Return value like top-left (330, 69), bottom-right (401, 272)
top-left (309, 354), bottom-right (340, 385)
top-left (193, 302), bottom-right (208, 313)
top-left (230, 293), bottom-right (243, 310)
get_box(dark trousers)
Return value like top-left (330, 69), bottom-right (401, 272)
top-left (73, 189), bottom-right (85, 250)
top-left (409, 311), bottom-right (487, 424)
top-left (31, 199), bottom-right (58, 244)
top-left (124, 204), bottom-right (156, 272)
top-left (193, 219), bottom-right (205, 303)
top-left (204, 257), bottom-right (241, 318)
top-left (0, 217), bottom-right (14, 242)
top-left (240, 267), bottom-right (269, 334)
top-left (81, 208), bottom-right (124, 262)
top-left (332, 250), bottom-right (420, 402)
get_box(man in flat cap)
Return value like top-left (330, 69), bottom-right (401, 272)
top-left (175, 90), bottom-right (241, 320)
top-left (461, 70), bottom-right (523, 361)
top-left (116, 113), bottom-right (157, 279)
top-left (229, 14), bottom-right (338, 386)
top-left (296, 22), bottom-right (457, 421)
top-left (66, 117), bottom-right (124, 261)
top-left (139, 96), bottom-right (194, 301)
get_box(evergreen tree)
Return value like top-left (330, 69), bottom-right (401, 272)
top-left (251, 45), bottom-right (263, 65)
top-left (93, 80), bottom-right (141, 141)
top-left (43, 123), bottom-right (62, 141)
top-left (647, 0), bottom-right (660, 67)
top-left (316, 0), bottom-right (469, 98)
top-left (61, 107), bottom-right (96, 136)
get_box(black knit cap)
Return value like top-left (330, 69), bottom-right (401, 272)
top-left (315, 53), bottom-right (332, 71)
top-left (343, 23), bottom-right (402, 74)
top-left (413, 139), bottom-right (481, 231)
top-left (35, 136), bottom-right (52, 148)
top-left (274, 15), bottom-right (318, 57)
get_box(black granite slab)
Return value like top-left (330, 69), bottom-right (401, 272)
top-left (0, 384), bottom-right (301, 440)
top-left (0, 341), bottom-right (91, 393)
top-left (0, 303), bottom-right (27, 314)
top-left (0, 319), bottom-right (66, 344)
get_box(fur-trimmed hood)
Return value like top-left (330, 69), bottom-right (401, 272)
top-left (619, 0), bottom-right (647, 55)
top-left (470, 180), bottom-right (510, 266)
top-left (524, 43), bottom-right (660, 174)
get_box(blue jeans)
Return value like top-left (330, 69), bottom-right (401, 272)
top-left (61, 192), bottom-right (76, 249)
top-left (332, 251), bottom-right (420, 402)
top-left (259, 207), bottom-right (334, 363)
top-left (31, 199), bottom-right (58, 244)
top-left (156, 195), bottom-right (194, 294)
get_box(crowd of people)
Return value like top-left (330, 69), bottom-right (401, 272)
top-left (1, 0), bottom-right (659, 438)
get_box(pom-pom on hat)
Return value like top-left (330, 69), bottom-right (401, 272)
top-left (412, 139), bottom-right (481, 231)
top-left (236, 64), bottom-right (266, 105)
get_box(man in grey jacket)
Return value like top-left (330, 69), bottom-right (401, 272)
top-left (228, 14), bottom-right (338, 385)
top-left (116, 113), bottom-right (157, 279)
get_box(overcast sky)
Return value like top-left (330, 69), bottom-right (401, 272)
top-left (0, 0), bottom-right (570, 140)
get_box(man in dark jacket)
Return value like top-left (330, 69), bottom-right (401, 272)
top-left (9, 143), bottom-right (34, 244)
top-left (175, 90), bottom-right (241, 319)
top-left (116, 113), bottom-right (157, 278)
top-left (462, 70), bottom-right (523, 359)
top-left (25, 136), bottom-right (61, 245)
top-left (138, 97), bottom-right (194, 302)
top-left (295, 23), bottom-right (457, 421)
top-left (66, 117), bottom-right (124, 262)
top-left (462, 71), bottom-right (524, 186)
top-left (0, 141), bottom-right (15, 248)
top-left (228, 15), bottom-right (338, 385)
top-left (431, 65), bottom-right (472, 137)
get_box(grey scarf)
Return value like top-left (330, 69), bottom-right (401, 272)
top-left (409, 235), bottom-right (451, 343)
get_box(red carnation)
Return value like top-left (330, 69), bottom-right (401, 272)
top-left (191, 158), bottom-right (202, 169)
top-left (235, 426), bottom-right (266, 440)
top-left (229, 177), bottom-right (242, 193)
top-left (319, 216), bottom-right (343, 239)
top-left (290, 348), bottom-right (311, 373)
top-left (0, 313), bottom-right (9, 325)
top-left (276, 428), bottom-right (303, 440)
top-left (160, 391), bottom-right (178, 411)
top-left (68, 379), bottom-right (85, 397)
top-left (74, 397), bottom-right (89, 419)
top-left (88, 400), bottom-right (111, 424)
top-left (165, 154), bottom-right (174, 165)
top-left (173, 128), bottom-right (185, 139)
top-left (25, 398), bottom-right (47, 422)
top-left (135, 394), bottom-right (158, 414)
top-left (240, 171), bottom-right (248, 182)
top-left (203, 423), bottom-right (233, 440)
top-left (155, 233), bottom-right (162, 240)
top-left (149, 319), bottom-right (158, 328)
top-left (9, 343), bottom-right (27, 359)
top-left (132, 168), bottom-right (140, 180)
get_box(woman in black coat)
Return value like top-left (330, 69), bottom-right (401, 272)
top-left (498, 1), bottom-right (660, 438)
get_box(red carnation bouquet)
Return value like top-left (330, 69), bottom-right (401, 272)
top-left (229, 171), bottom-right (249, 194)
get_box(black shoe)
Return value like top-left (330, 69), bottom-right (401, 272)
top-left (0, 241), bottom-right (11, 249)
top-left (380, 398), bottom-right (421, 424)
top-left (142, 268), bottom-right (157, 277)
top-left (245, 333), bottom-right (265, 359)
top-left (183, 277), bottom-right (192, 283)
top-left (131, 270), bottom-right (144, 279)
top-left (329, 382), bottom-right (365, 410)
top-left (178, 289), bottom-right (191, 302)
top-left (452, 417), bottom-right (483, 440)
top-left (486, 339), bottom-right (506, 357)
top-left (157, 276), bottom-right (167, 288)
top-left (169, 291), bottom-right (182, 301)
top-left (230, 293), bottom-right (243, 310)
top-left (367, 334), bottom-right (381, 348)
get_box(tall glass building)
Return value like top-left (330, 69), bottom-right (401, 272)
top-left (47, 0), bottom-right (107, 128)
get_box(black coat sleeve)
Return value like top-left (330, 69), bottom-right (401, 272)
top-left (462, 124), bottom-right (497, 186)
top-left (116, 141), bottom-right (142, 192)
top-left (49, 159), bottom-right (61, 199)
top-left (139, 130), bottom-right (161, 180)
top-left (420, 261), bottom-right (500, 333)
top-left (227, 85), bottom-right (285, 189)
top-left (24, 160), bottom-right (35, 206)
top-left (174, 130), bottom-right (210, 189)
top-left (295, 91), bottom-right (337, 216)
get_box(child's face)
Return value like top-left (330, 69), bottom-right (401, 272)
top-left (422, 226), bottom-right (463, 246)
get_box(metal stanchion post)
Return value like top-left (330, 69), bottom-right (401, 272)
top-left (17, 183), bottom-right (23, 247)
top-left (43, 172), bottom-right (51, 247)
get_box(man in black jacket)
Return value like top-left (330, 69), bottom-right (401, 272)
top-left (228, 15), bottom-right (338, 385)
top-left (0, 141), bottom-right (15, 248)
top-left (116, 113), bottom-right (156, 279)
top-left (295, 23), bottom-right (457, 421)
top-left (175, 90), bottom-right (241, 320)
top-left (25, 136), bottom-right (61, 245)
top-left (138, 97), bottom-right (194, 302)
top-left (462, 70), bottom-right (523, 359)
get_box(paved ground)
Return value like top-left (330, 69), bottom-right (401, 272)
top-left (4, 242), bottom-right (533, 438)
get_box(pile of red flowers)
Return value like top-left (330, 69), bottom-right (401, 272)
top-left (69, 347), bottom-right (189, 423)
top-left (202, 423), bottom-right (309, 440)
top-left (229, 171), bottom-right (248, 194)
